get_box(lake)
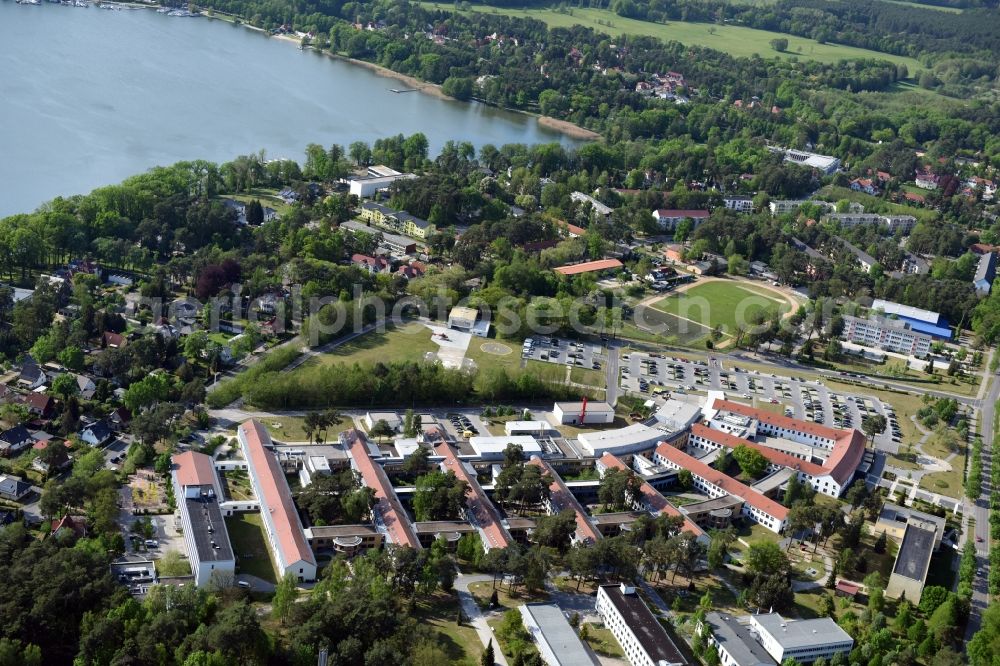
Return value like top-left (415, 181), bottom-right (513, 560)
top-left (0, 1), bottom-right (578, 216)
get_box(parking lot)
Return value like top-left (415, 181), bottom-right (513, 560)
top-left (521, 336), bottom-right (605, 372)
top-left (619, 352), bottom-right (897, 451)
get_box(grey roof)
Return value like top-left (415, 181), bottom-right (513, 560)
top-left (81, 419), bottom-right (113, 443)
top-left (839, 239), bottom-right (877, 267)
top-left (520, 604), bottom-right (599, 666)
top-left (600, 585), bottom-right (687, 664)
top-left (892, 522), bottom-right (936, 581)
top-left (0, 475), bottom-right (31, 498)
top-left (341, 220), bottom-right (417, 250)
top-left (791, 237), bottom-right (824, 260)
top-left (751, 614), bottom-right (854, 650)
top-left (974, 252), bottom-right (997, 283)
top-left (0, 425), bottom-right (32, 446)
top-left (705, 613), bottom-right (775, 666)
top-left (185, 494), bottom-right (234, 564)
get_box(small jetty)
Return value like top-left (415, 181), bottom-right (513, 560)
top-left (389, 88), bottom-right (419, 93)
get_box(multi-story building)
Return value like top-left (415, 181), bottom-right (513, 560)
top-left (359, 201), bottom-right (435, 239)
top-left (238, 420), bottom-right (317, 582)
top-left (651, 209), bottom-right (710, 230)
top-left (749, 614), bottom-right (853, 663)
top-left (886, 520), bottom-right (937, 604)
top-left (974, 251), bottom-right (997, 295)
top-left (597, 584), bottom-right (690, 666)
top-left (841, 313), bottom-right (933, 356)
top-left (170, 451), bottom-right (235, 586)
top-left (722, 195), bottom-right (754, 213)
top-left (571, 191), bottom-right (614, 220)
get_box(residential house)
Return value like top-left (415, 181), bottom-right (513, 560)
top-left (839, 239), bottom-right (877, 273)
top-left (79, 419), bottom-right (114, 447)
top-left (651, 209), bottom-right (710, 230)
top-left (0, 426), bottom-right (34, 457)
top-left (915, 171), bottom-right (940, 190)
top-left (51, 514), bottom-right (88, 539)
top-left (32, 444), bottom-right (69, 474)
top-left (102, 331), bottom-right (126, 349)
top-left (110, 407), bottom-right (132, 431)
top-left (0, 474), bottom-right (31, 502)
top-left (850, 178), bottom-right (880, 195)
top-left (25, 394), bottom-right (54, 419)
top-left (17, 357), bottom-right (46, 390)
top-left (74, 374), bottom-right (97, 400)
top-left (351, 253), bottom-right (391, 275)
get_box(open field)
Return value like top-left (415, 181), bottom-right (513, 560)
top-left (421, 3), bottom-right (924, 69)
top-left (918, 456), bottom-right (966, 498)
top-left (882, 0), bottom-right (962, 12)
top-left (247, 414), bottom-right (348, 442)
top-left (216, 187), bottom-right (293, 215)
top-left (226, 513), bottom-right (278, 584)
top-left (311, 323), bottom-right (437, 368)
top-left (652, 281), bottom-right (789, 335)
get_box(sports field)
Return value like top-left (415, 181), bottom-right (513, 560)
top-left (420, 3), bottom-right (924, 70)
top-left (652, 281), bottom-right (790, 335)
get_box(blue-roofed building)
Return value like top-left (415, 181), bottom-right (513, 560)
top-left (871, 299), bottom-right (952, 340)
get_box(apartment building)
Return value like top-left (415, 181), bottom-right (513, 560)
top-left (596, 584), bottom-right (690, 666)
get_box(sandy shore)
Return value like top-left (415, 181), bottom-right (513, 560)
top-left (537, 115), bottom-right (602, 140)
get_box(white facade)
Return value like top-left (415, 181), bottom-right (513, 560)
top-left (723, 196), bottom-right (754, 213)
top-left (348, 173), bottom-right (415, 198)
top-left (841, 314), bottom-right (932, 356)
top-left (596, 584), bottom-right (687, 666)
top-left (553, 401), bottom-right (615, 425)
top-left (750, 614), bottom-right (853, 663)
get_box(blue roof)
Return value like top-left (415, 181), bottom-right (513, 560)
top-left (897, 315), bottom-right (952, 339)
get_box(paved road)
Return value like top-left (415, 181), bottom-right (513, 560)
top-left (455, 572), bottom-right (509, 666)
top-left (964, 368), bottom-right (997, 640)
top-left (605, 346), bottom-right (620, 404)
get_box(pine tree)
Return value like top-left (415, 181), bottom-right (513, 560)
top-left (481, 639), bottom-right (495, 666)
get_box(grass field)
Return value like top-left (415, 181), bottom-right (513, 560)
top-left (421, 3), bottom-right (924, 69)
top-left (653, 282), bottom-right (789, 335)
top-left (226, 513), bottom-right (278, 584)
top-left (817, 185), bottom-right (937, 222)
top-left (413, 592), bottom-right (483, 665)
top-left (882, 0), bottom-right (962, 12)
top-left (311, 323), bottom-right (437, 368)
top-left (246, 414), bottom-right (349, 442)
top-left (216, 188), bottom-right (293, 216)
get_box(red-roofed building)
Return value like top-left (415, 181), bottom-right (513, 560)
top-left (435, 442), bottom-right (512, 551)
top-left (351, 253), bottom-right (391, 274)
top-left (342, 429), bottom-right (421, 550)
top-left (597, 453), bottom-right (705, 539)
top-left (651, 443), bottom-right (788, 533)
top-left (238, 420), bottom-right (317, 581)
top-left (560, 222), bottom-right (588, 238)
top-left (553, 258), bottom-right (624, 276)
top-left (528, 456), bottom-right (601, 546)
top-left (706, 399), bottom-right (866, 497)
top-left (904, 192), bottom-right (925, 204)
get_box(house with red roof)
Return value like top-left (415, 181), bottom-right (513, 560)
top-left (528, 456), bottom-right (602, 546)
top-left (436, 442), bottom-right (513, 551)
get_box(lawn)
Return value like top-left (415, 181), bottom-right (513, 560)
top-left (421, 3), bottom-right (924, 69)
top-left (468, 580), bottom-right (549, 610)
top-left (570, 365), bottom-right (605, 387)
top-left (311, 322), bottom-right (437, 368)
top-left (653, 281), bottom-right (789, 336)
top-left (918, 460), bottom-right (966, 499)
top-left (216, 187), bottom-right (292, 216)
top-left (413, 591), bottom-right (483, 665)
top-left (226, 513), bottom-right (278, 585)
top-left (581, 623), bottom-right (624, 658)
top-left (244, 414), bottom-right (348, 442)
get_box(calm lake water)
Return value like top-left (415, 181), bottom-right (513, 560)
top-left (0, 1), bottom-right (576, 216)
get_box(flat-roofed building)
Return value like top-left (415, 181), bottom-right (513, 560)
top-left (749, 614), bottom-right (853, 664)
top-left (700, 612), bottom-right (775, 666)
top-left (447, 306), bottom-right (491, 337)
top-left (842, 314), bottom-right (933, 356)
top-left (505, 420), bottom-right (551, 436)
top-left (886, 521), bottom-right (937, 604)
top-left (875, 502), bottom-right (946, 546)
top-left (596, 583), bottom-right (689, 666)
top-left (238, 420), bottom-right (318, 582)
top-left (349, 172), bottom-right (416, 198)
top-left (469, 435), bottom-right (542, 459)
top-left (304, 524), bottom-right (383, 556)
top-left (170, 451), bottom-right (235, 586)
top-left (519, 603), bottom-right (600, 666)
top-left (553, 400), bottom-right (615, 425)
